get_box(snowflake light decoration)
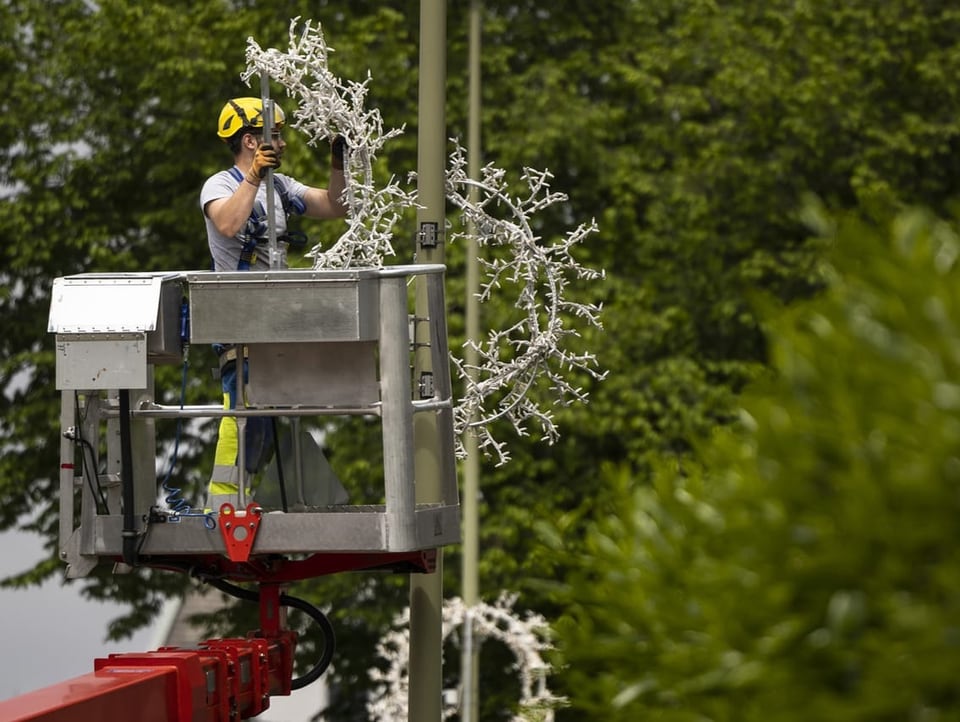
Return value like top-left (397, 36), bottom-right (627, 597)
top-left (446, 143), bottom-right (605, 463)
top-left (244, 18), bottom-right (418, 269)
top-left (367, 594), bottom-right (566, 721)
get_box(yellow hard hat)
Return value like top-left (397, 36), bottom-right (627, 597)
top-left (216, 97), bottom-right (286, 139)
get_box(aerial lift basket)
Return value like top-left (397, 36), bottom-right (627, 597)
top-left (48, 266), bottom-right (460, 580)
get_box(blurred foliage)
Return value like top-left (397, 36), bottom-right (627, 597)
top-left (3, 0), bottom-right (960, 720)
top-left (544, 206), bottom-right (960, 720)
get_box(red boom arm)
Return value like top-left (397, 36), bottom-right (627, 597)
top-left (0, 631), bottom-right (296, 722)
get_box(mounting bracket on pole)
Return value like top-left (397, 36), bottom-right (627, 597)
top-left (418, 371), bottom-right (435, 399)
top-left (418, 221), bottom-right (440, 249)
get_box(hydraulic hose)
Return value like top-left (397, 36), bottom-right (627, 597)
top-left (205, 577), bottom-right (336, 687)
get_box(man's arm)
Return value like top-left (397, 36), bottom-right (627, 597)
top-left (205, 145), bottom-right (280, 236)
top-left (205, 180), bottom-right (261, 238)
top-left (302, 171), bottom-right (347, 219)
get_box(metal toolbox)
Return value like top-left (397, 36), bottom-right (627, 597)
top-left (48, 272), bottom-right (184, 389)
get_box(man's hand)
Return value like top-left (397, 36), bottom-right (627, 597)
top-left (247, 143), bottom-right (280, 183)
top-left (331, 135), bottom-right (346, 171)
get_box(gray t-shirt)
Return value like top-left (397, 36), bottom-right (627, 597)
top-left (200, 167), bottom-right (308, 271)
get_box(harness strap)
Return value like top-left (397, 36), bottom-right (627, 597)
top-left (228, 167), bottom-right (259, 270)
top-left (225, 166), bottom-right (305, 270)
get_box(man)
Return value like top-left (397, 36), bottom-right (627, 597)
top-left (200, 96), bottom-right (347, 510)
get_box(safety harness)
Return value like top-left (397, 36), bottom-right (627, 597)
top-left (226, 166), bottom-right (307, 271)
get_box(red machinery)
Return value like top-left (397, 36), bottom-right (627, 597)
top-left (0, 548), bottom-right (437, 722)
top-left (0, 634), bottom-right (294, 722)
top-left (0, 580), bottom-right (296, 722)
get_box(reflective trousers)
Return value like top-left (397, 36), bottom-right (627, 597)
top-left (205, 359), bottom-right (274, 510)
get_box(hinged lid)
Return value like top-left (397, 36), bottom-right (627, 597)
top-left (48, 272), bottom-right (184, 334)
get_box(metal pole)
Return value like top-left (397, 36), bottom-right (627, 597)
top-left (235, 345), bottom-right (247, 508)
top-left (461, 2), bottom-right (482, 721)
top-left (381, 276), bottom-right (417, 550)
top-left (59, 392), bottom-right (75, 557)
top-left (253, 71), bottom-right (275, 511)
top-left (409, 1), bottom-right (446, 720)
top-left (260, 70), bottom-right (280, 269)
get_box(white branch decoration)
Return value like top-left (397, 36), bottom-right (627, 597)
top-left (446, 143), bottom-right (605, 464)
top-left (368, 594), bottom-right (566, 721)
top-left (244, 18), bottom-right (418, 268)
top-left (243, 19), bottom-right (605, 465)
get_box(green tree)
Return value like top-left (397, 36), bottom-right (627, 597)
top-left (545, 206), bottom-right (960, 720)
top-left (6, 1), bottom-right (960, 719)
top-left (0, 0), bottom-right (251, 633)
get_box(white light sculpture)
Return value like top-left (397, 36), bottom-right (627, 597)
top-left (245, 18), bottom-right (605, 465)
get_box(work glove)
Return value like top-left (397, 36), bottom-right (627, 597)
top-left (248, 143), bottom-right (281, 182)
top-left (331, 135), bottom-right (347, 171)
